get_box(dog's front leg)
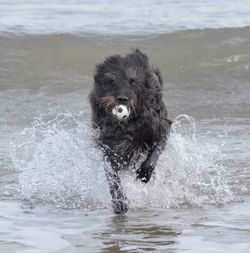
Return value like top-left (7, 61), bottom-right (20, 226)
top-left (104, 162), bottom-right (128, 214)
top-left (136, 136), bottom-right (167, 183)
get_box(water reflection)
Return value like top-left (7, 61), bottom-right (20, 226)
top-left (94, 212), bottom-right (182, 252)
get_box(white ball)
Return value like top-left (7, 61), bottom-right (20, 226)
top-left (112, 105), bottom-right (130, 121)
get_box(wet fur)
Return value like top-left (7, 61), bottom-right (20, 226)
top-left (89, 49), bottom-right (172, 214)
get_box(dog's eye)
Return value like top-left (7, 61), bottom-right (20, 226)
top-left (104, 78), bottom-right (115, 86)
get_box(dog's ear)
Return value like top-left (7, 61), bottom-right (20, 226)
top-left (89, 91), bottom-right (103, 128)
top-left (133, 50), bottom-right (162, 86)
top-left (89, 91), bottom-right (97, 111)
top-left (152, 67), bottom-right (163, 87)
top-left (145, 69), bottom-right (163, 90)
top-left (133, 49), bottom-right (162, 86)
top-left (134, 49), bottom-right (148, 61)
top-left (133, 49), bottom-right (150, 68)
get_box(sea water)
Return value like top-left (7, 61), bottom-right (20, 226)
top-left (1, 1), bottom-right (250, 252)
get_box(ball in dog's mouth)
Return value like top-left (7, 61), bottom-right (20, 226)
top-left (112, 105), bottom-right (130, 121)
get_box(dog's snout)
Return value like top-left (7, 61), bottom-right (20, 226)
top-left (117, 95), bottom-right (129, 103)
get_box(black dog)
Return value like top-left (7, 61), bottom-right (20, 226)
top-left (89, 49), bottom-right (172, 214)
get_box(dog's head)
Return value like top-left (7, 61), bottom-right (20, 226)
top-left (90, 49), bottom-right (163, 123)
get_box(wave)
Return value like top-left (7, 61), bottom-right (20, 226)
top-left (1, 27), bottom-right (250, 91)
top-left (1, 0), bottom-right (250, 35)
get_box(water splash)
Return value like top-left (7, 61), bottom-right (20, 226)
top-left (124, 115), bottom-right (233, 208)
top-left (11, 112), bottom-right (233, 210)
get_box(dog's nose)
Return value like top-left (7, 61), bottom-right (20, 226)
top-left (117, 95), bottom-right (129, 103)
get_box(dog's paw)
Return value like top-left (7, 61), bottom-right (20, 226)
top-left (136, 160), bottom-right (154, 183)
top-left (112, 199), bottom-right (128, 214)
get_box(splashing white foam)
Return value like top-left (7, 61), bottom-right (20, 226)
top-left (11, 111), bottom-right (233, 210)
top-left (124, 115), bottom-right (233, 208)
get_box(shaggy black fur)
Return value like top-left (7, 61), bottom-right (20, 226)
top-left (89, 49), bottom-right (172, 214)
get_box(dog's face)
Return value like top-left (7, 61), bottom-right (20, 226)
top-left (91, 49), bottom-right (162, 123)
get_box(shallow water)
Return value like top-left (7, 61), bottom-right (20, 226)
top-left (1, 198), bottom-right (250, 253)
top-left (1, 1), bottom-right (250, 251)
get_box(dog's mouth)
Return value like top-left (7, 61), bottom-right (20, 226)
top-left (99, 96), bottom-right (136, 122)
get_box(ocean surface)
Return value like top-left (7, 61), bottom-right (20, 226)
top-left (0, 1), bottom-right (250, 252)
